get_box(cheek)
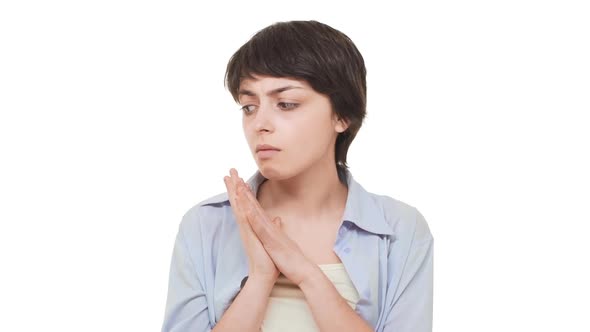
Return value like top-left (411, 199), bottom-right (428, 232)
top-left (289, 118), bottom-right (333, 154)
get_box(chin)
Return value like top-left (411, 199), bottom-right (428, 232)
top-left (257, 165), bottom-right (282, 180)
top-left (256, 163), bottom-right (294, 181)
top-left (257, 161), bottom-right (309, 181)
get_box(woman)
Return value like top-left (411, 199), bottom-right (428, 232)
top-left (161, 20), bottom-right (434, 332)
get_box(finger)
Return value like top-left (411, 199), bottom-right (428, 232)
top-left (232, 173), bottom-right (275, 237)
top-left (240, 179), bottom-right (272, 225)
top-left (227, 169), bottom-right (246, 210)
top-left (229, 168), bottom-right (240, 189)
top-left (224, 175), bottom-right (248, 226)
top-left (242, 203), bottom-right (277, 246)
top-left (232, 180), bottom-right (261, 237)
top-left (240, 178), bottom-right (254, 199)
top-left (236, 178), bottom-right (268, 226)
top-left (230, 170), bottom-right (250, 210)
top-left (235, 178), bottom-right (280, 240)
top-left (234, 176), bottom-right (256, 215)
top-left (223, 176), bottom-right (239, 214)
top-left (224, 176), bottom-right (238, 204)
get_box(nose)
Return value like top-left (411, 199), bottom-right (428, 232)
top-left (252, 101), bottom-right (275, 133)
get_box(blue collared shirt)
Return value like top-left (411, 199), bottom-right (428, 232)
top-left (161, 168), bottom-right (434, 332)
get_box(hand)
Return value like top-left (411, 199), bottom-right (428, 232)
top-left (237, 174), bottom-right (315, 287)
top-left (224, 168), bottom-right (280, 284)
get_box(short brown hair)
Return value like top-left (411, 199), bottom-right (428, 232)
top-left (224, 20), bottom-right (367, 186)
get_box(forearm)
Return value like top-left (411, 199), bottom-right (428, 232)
top-left (212, 276), bottom-right (274, 332)
top-left (300, 265), bottom-right (373, 332)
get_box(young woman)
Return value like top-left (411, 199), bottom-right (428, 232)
top-left (161, 20), bottom-right (434, 332)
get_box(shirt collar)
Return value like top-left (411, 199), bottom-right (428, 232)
top-left (199, 169), bottom-right (394, 236)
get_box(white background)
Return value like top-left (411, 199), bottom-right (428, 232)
top-left (1, 0), bottom-right (589, 331)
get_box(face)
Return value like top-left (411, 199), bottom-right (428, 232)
top-left (238, 74), bottom-right (348, 180)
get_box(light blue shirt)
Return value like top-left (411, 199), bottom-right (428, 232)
top-left (161, 168), bottom-right (434, 332)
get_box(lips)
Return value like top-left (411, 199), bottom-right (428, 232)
top-left (256, 149), bottom-right (279, 159)
top-left (256, 144), bottom-right (281, 152)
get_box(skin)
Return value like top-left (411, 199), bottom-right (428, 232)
top-left (224, 169), bottom-right (310, 285)
top-left (239, 74), bottom-right (349, 219)
top-left (238, 74), bottom-right (352, 264)
top-left (213, 74), bottom-right (373, 331)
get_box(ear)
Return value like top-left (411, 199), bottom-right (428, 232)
top-left (333, 113), bottom-right (350, 133)
top-left (332, 112), bottom-right (350, 133)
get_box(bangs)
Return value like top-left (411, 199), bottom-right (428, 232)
top-left (225, 21), bottom-right (336, 102)
top-left (222, 20), bottom-right (366, 186)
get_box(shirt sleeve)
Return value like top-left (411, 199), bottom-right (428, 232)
top-left (161, 211), bottom-right (213, 332)
top-left (381, 209), bottom-right (434, 332)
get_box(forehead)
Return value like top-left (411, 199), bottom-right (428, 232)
top-left (239, 74), bottom-right (311, 90)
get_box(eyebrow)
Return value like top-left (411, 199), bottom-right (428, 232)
top-left (238, 85), bottom-right (304, 98)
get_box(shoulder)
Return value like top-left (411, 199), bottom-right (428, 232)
top-left (373, 193), bottom-right (434, 244)
top-left (177, 191), bottom-right (232, 246)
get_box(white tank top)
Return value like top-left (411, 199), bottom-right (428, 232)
top-left (260, 263), bottom-right (360, 332)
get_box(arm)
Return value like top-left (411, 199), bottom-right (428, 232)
top-left (211, 171), bottom-right (281, 331)
top-left (161, 224), bottom-right (212, 332)
top-left (299, 266), bottom-right (374, 332)
top-left (212, 276), bottom-right (275, 332)
top-left (381, 209), bottom-right (434, 332)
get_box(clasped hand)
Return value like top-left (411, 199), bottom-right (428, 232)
top-left (223, 168), bottom-right (313, 286)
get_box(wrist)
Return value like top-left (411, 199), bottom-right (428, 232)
top-left (246, 274), bottom-right (277, 290)
top-left (297, 264), bottom-right (326, 291)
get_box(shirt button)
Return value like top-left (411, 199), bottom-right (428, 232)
top-left (338, 227), bottom-right (346, 236)
top-left (343, 247), bottom-right (351, 254)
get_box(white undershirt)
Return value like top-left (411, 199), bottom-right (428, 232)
top-left (260, 263), bottom-right (360, 332)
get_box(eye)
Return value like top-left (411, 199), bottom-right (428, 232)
top-left (240, 105), bottom-right (257, 115)
top-left (278, 102), bottom-right (298, 110)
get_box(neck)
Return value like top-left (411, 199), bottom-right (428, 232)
top-left (257, 161), bottom-right (349, 221)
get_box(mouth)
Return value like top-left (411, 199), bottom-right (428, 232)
top-left (256, 144), bottom-right (281, 153)
top-left (256, 149), bottom-right (280, 159)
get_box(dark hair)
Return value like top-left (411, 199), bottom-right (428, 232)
top-left (224, 20), bottom-right (367, 186)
